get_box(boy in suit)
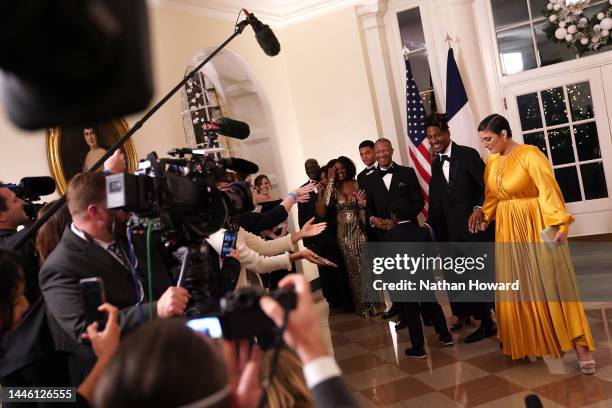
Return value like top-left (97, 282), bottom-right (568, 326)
top-left (386, 199), bottom-right (454, 359)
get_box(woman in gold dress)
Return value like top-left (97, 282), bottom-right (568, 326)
top-left (317, 156), bottom-right (384, 316)
top-left (468, 114), bottom-right (595, 374)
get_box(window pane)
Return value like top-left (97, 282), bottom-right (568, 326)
top-left (406, 51), bottom-right (433, 95)
top-left (421, 90), bottom-right (437, 116)
top-left (541, 87), bottom-right (568, 126)
top-left (524, 131), bottom-right (548, 155)
top-left (498, 25), bottom-right (537, 75)
top-left (581, 162), bottom-right (609, 200)
top-left (554, 166), bottom-right (582, 202)
top-left (517, 92), bottom-right (542, 131)
top-left (529, 0), bottom-right (549, 19)
top-left (548, 127), bottom-right (575, 165)
top-left (397, 8), bottom-right (425, 51)
top-left (567, 81), bottom-right (594, 121)
top-left (534, 21), bottom-right (577, 67)
top-left (574, 122), bottom-right (601, 161)
top-left (491, 0), bottom-right (530, 29)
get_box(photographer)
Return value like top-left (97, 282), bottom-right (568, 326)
top-left (39, 171), bottom-right (188, 384)
top-left (91, 274), bottom-right (357, 408)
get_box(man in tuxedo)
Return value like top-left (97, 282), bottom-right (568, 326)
top-left (356, 139), bottom-right (377, 189)
top-left (424, 112), bottom-right (496, 343)
top-left (39, 172), bottom-right (189, 383)
top-left (298, 159), bottom-right (352, 311)
top-left (364, 138), bottom-right (424, 321)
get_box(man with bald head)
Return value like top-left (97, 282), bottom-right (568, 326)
top-left (363, 138), bottom-right (424, 322)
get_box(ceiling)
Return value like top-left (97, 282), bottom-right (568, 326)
top-left (149, 0), bottom-right (369, 25)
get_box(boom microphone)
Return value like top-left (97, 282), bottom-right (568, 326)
top-left (218, 158), bottom-right (259, 175)
top-left (244, 11), bottom-right (281, 57)
top-left (207, 117), bottom-right (250, 140)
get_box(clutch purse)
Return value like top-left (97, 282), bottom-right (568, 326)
top-left (540, 225), bottom-right (560, 250)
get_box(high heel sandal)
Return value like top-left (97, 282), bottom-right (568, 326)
top-left (578, 359), bottom-right (596, 375)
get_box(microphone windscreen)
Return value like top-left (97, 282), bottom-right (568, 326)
top-left (215, 117), bottom-right (250, 139)
top-left (255, 25), bottom-right (281, 56)
top-left (219, 158), bottom-right (259, 175)
top-left (524, 395), bottom-right (543, 408)
top-left (20, 177), bottom-right (56, 196)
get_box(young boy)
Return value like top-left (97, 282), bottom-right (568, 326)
top-left (386, 199), bottom-right (454, 359)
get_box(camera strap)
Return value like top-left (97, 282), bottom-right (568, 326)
top-left (257, 309), bottom-right (290, 408)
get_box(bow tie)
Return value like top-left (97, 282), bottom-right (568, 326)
top-left (379, 167), bottom-right (394, 177)
top-left (439, 154), bottom-right (450, 164)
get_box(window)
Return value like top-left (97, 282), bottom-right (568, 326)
top-left (397, 7), bottom-right (436, 114)
top-left (491, 0), bottom-right (611, 75)
top-left (181, 68), bottom-right (226, 147)
top-left (517, 81), bottom-right (608, 202)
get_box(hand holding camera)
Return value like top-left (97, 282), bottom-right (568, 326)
top-left (82, 303), bottom-right (120, 362)
top-left (260, 274), bottom-right (328, 364)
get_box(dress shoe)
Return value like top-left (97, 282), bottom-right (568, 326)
top-left (464, 324), bottom-right (497, 344)
top-left (438, 333), bottom-right (454, 346)
top-left (450, 317), bottom-right (471, 332)
top-left (395, 320), bottom-right (408, 331)
top-left (405, 347), bottom-right (427, 359)
top-left (381, 306), bottom-right (400, 320)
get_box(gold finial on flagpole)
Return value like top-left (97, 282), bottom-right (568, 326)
top-left (445, 33), bottom-right (453, 48)
top-left (402, 44), bottom-right (410, 61)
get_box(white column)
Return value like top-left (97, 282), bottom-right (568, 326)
top-left (357, 0), bottom-right (407, 164)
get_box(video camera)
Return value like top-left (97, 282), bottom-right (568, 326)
top-left (105, 117), bottom-right (259, 316)
top-left (5, 177), bottom-right (56, 219)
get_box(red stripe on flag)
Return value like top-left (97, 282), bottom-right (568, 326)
top-left (408, 148), bottom-right (431, 184)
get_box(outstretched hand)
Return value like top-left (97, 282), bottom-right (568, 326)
top-left (300, 217), bottom-right (327, 238)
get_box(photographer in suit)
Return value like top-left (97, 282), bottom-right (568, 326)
top-left (39, 171), bottom-right (189, 383)
top-left (424, 113), bottom-right (495, 343)
top-left (364, 138), bottom-right (424, 320)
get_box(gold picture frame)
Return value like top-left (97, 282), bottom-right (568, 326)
top-left (46, 119), bottom-right (138, 195)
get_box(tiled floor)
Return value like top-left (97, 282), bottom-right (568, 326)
top-left (315, 298), bottom-right (612, 407)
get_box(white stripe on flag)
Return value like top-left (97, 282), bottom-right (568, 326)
top-left (447, 101), bottom-right (485, 158)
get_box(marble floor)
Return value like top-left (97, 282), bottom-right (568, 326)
top-left (315, 298), bottom-right (612, 408)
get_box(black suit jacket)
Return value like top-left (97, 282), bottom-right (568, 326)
top-left (297, 180), bottom-right (318, 229)
top-left (385, 221), bottom-right (431, 243)
top-left (39, 227), bottom-right (173, 379)
top-left (364, 163), bottom-right (424, 240)
top-left (426, 142), bottom-right (492, 242)
top-left (234, 204), bottom-right (288, 235)
top-left (357, 167), bottom-right (375, 190)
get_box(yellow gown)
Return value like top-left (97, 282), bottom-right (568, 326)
top-left (481, 144), bottom-right (595, 359)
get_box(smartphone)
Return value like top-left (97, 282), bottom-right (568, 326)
top-left (79, 277), bottom-right (107, 331)
top-left (220, 230), bottom-right (237, 258)
top-left (186, 317), bottom-right (223, 339)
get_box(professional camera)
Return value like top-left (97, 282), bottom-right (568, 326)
top-left (6, 177), bottom-right (56, 219)
top-left (187, 286), bottom-right (297, 340)
top-left (105, 117), bottom-right (258, 316)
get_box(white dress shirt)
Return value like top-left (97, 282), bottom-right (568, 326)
top-left (440, 143), bottom-right (453, 182)
top-left (379, 163), bottom-right (394, 190)
top-left (303, 355), bottom-right (343, 389)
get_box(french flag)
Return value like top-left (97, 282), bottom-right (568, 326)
top-left (445, 48), bottom-right (483, 156)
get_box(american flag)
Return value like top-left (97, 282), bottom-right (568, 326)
top-left (404, 58), bottom-right (431, 217)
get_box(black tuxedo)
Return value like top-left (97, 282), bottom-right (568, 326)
top-left (384, 222), bottom-right (450, 349)
top-left (426, 142), bottom-right (494, 323)
top-left (356, 166), bottom-right (376, 190)
top-left (427, 142), bottom-right (493, 242)
top-left (297, 181), bottom-right (318, 229)
top-left (39, 227), bottom-right (173, 383)
top-left (364, 163), bottom-right (424, 240)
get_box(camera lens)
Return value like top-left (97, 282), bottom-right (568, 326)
top-left (236, 292), bottom-right (254, 308)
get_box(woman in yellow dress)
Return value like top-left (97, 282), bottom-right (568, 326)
top-left (468, 114), bottom-right (596, 374)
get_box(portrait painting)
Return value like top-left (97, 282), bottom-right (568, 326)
top-left (46, 119), bottom-right (138, 194)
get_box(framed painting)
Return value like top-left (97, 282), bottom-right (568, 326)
top-left (46, 119), bottom-right (138, 194)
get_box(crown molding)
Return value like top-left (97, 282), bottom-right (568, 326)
top-left (147, 0), bottom-right (372, 27)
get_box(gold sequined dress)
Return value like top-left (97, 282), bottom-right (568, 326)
top-left (481, 144), bottom-right (595, 359)
top-left (322, 180), bottom-right (384, 315)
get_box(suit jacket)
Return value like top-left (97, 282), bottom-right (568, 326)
top-left (426, 142), bottom-right (493, 242)
top-left (356, 166), bottom-right (375, 190)
top-left (39, 227), bottom-right (173, 380)
top-left (298, 180), bottom-right (318, 229)
top-left (311, 376), bottom-right (359, 408)
top-left (385, 221), bottom-right (432, 243)
top-left (234, 204), bottom-right (288, 235)
top-left (364, 163), bottom-right (424, 240)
